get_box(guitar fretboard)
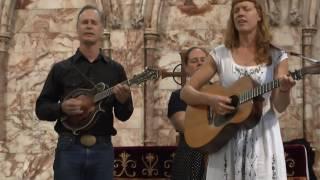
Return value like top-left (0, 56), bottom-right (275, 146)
top-left (239, 69), bottom-right (302, 104)
top-left (239, 79), bottom-right (280, 104)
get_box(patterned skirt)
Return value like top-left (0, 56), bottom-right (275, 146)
top-left (171, 133), bottom-right (206, 180)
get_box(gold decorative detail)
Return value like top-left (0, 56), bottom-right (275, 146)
top-left (142, 153), bottom-right (159, 176)
top-left (285, 152), bottom-right (296, 177)
top-left (164, 152), bottom-right (175, 177)
top-left (113, 151), bottom-right (137, 177)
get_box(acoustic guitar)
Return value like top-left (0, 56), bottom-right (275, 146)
top-left (61, 67), bottom-right (160, 135)
top-left (184, 64), bottom-right (320, 153)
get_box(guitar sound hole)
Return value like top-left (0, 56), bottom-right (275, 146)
top-left (229, 95), bottom-right (239, 108)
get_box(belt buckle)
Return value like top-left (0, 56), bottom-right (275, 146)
top-left (80, 134), bottom-right (96, 147)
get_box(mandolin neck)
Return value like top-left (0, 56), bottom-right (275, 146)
top-left (93, 80), bottom-right (130, 103)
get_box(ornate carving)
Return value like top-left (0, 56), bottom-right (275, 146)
top-left (184, 0), bottom-right (194, 6)
top-left (177, 0), bottom-right (212, 16)
top-left (0, 32), bottom-right (11, 52)
top-left (288, 0), bottom-right (302, 26)
top-left (110, 0), bottom-right (122, 29)
top-left (102, 29), bottom-right (111, 57)
top-left (131, 0), bottom-right (145, 29)
top-left (307, 0), bottom-right (319, 27)
top-left (208, 0), bottom-right (216, 4)
top-left (302, 28), bottom-right (317, 46)
top-left (285, 152), bottom-right (296, 176)
top-left (141, 153), bottom-right (159, 176)
top-left (208, 0), bottom-right (228, 4)
top-left (163, 152), bottom-right (175, 178)
top-left (132, 13), bottom-right (144, 29)
top-left (110, 15), bottom-right (121, 29)
top-left (113, 151), bottom-right (137, 177)
top-left (266, 0), bottom-right (280, 26)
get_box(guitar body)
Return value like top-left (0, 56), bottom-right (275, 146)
top-left (184, 76), bottom-right (264, 153)
top-left (61, 88), bottom-right (104, 135)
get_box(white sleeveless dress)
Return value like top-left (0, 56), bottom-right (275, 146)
top-left (205, 45), bottom-right (287, 180)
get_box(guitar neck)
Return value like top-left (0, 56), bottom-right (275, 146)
top-left (93, 80), bottom-right (131, 103)
top-left (239, 79), bottom-right (280, 104)
top-left (239, 69), bottom-right (303, 104)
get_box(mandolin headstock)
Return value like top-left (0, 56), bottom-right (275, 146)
top-left (129, 67), bottom-right (161, 85)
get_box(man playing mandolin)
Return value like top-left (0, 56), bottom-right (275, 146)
top-left (181, 0), bottom-right (296, 179)
top-left (35, 5), bottom-right (133, 180)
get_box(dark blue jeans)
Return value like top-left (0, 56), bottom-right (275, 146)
top-left (53, 135), bottom-right (114, 180)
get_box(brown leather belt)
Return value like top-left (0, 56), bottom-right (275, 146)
top-left (59, 133), bottom-right (111, 147)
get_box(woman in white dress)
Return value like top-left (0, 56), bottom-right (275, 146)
top-left (180, 0), bottom-right (296, 179)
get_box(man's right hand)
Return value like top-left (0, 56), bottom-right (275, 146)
top-left (61, 98), bottom-right (84, 115)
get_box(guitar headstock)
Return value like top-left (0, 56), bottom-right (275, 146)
top-left (290, 64), bottom-right (320, 80)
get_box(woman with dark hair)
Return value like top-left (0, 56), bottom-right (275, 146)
top-left (168, 47), bottom-right (208, 180)
top-left (181, 0), bottom-right (295, 179)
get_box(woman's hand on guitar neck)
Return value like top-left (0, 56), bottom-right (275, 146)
top-left (278, 75), bottom-right (296, 93)
top-left (61, 99), bottom-right (84, 115)
top-left (209, 95), bottom-right (236, 116)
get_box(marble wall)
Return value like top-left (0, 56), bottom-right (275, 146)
top-left (0, 0), bottom-right (319, 179)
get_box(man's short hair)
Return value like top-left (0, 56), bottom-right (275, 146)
top-left (77, 5), bottom-right (105, 26)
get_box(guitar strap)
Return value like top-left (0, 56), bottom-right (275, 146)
top-left (270, 44), bottom-right (286, 65)
top-left (262, 46), bottom-right (284, 114)
top-left (70, 60), bottom-right (106, 93)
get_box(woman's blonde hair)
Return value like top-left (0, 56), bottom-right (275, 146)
top-left (224, 0), bottom-right (272, 65)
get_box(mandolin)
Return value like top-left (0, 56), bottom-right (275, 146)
top-left (184, 64), bottom-right (320, 153)
top-left (61, 67), bottom-right (160, 135)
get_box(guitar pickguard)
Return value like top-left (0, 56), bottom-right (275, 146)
top-left (213, 112), bottom-right (236, 127)
top-left (207, 106), bottom-right (238, 127)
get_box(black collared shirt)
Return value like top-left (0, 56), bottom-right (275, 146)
top-left (35, 49), bottom-right (134, 136)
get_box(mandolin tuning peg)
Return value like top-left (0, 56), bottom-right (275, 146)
top-left (95, 82), bottom-right (106, 92)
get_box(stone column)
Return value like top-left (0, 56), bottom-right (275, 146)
top-left (102, 29), bottom-right (111, 57)
top-left (0, 32), bottom-right (9, 141)
top-left (302, 27), bottom-right (319, 178)
top-left (0, 0), bottom-right (15, 141)
top-left (143, 28), bottom-right (159, 145)
top-left (302, 27), bottom-right (317, 138)
top-left (301, 0), bottom-right (319, 177)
